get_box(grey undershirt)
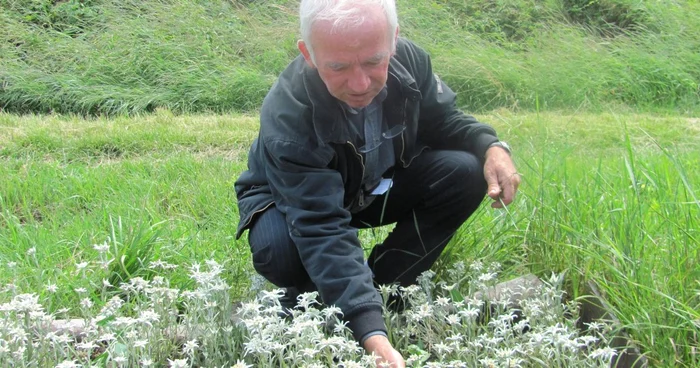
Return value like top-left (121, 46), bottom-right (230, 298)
top-left (342, 87), bottom-right (394, 195)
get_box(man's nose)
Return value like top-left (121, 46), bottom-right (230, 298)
top-left (347, 66), bottom-right (371, 93)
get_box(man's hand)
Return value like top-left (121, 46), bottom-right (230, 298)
top-left (363, 335), bottom-right (405, 368)
top-left (484, 146), bottom-right (520, 208)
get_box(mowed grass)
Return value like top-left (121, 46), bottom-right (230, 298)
top-left (1, 110), bottom-right (699, 366)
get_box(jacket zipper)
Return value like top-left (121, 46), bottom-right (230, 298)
top-left (399, 97), bottom-right (408, 167)
top-left (346, 141), bottom-right (366, 207)
top-left (241, 201), bottom-right (274, 229)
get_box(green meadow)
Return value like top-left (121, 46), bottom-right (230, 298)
top-left (2, 111), bottom-right (698, 365)
top-left (1, 0), bottom-right (699, 366)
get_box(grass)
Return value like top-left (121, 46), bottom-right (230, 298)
top-left (1, 0), bottom-right (699, 115)
top-left (1, 0), bottom-right (698, 365)
top-left (1, 110), bottom-right (698, 365)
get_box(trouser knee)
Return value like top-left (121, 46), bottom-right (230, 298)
top-left (426, 151), bottom-right (487, 211)
top-left (247, 207), bottom-right (308, 288)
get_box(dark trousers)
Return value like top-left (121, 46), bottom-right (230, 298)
top-left (247, 150), bottom-right (487, 297)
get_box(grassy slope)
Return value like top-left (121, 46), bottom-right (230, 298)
top-left (1, 0), bottom-right (699, 365)
top-left (1, 0), bottom-right (699, 115)
top-left (1, 111), bottom-right (699, 365)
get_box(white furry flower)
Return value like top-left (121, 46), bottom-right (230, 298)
top-left (183, 339), bottom-right (199, 355)
top-left (589, 347), bottom-right (618, 361)
top-left (168, 358), bottom-right (188, 368)
top-left (45, 283), bottom-right (58, 293)
top-left (55, 360), bottom-right (81, 368)
top-left (138, 309), bottom-right (160, 326)
top-left (478, 272), bottom-right (498, 283)
top-left (80, 298), bottom-right (93, 309)
top-left (75, 341), bottom-right (98, 350)
top-left (7, 293), bottom-right (43, 313)
top-left (231, 361), bottom-right (252, 368)
top-left (93, 242), bottom-right (110, 253)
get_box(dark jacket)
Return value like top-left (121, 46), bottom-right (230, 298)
top-left (235, 38), bottom-right (498, 341)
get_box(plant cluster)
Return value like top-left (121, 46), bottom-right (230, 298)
top-left (0, 0), bottom-right (102, 37)
top-left (0, 238), bottom-right (625, 367)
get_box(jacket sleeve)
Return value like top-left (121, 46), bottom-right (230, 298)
top-left (401, 40), bottom-right (499, 158)
top-left (259, 134), bottom-right (386, 341)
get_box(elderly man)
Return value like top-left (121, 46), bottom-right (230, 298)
top-left (234, 0), bottom-right (520, 365)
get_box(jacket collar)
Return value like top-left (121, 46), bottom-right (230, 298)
top-left (301, 54), bottom-right (421, 145)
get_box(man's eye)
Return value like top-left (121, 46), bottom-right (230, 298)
top-left (365, 59), bottom-right (384, 67)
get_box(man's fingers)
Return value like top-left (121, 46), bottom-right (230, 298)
top-left (485, 169), bottom-right (501, 200)
top-left (498, 172), bottom-right (520, 206)
top-left (500, 184), bottom-right (515, 205)
top-left (487, 184), bottom-right (501, 200)
top-left (483, 153), bottom-right (520, 209)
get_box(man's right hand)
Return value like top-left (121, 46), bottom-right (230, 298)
top-left (363, 334), bottom-right (405, 367)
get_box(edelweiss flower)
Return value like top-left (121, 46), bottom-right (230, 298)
top-left (585, 321), bottom-right (605, 332)
top-left (80, 298), bottom-right (94, 309)
top-left (231, 360), bottom-right (252, 368)
top-left (416, 303), bottom-right (433, 319)
top-left (435, 296), bottom-right (451, 307)
top-left (479, 357), bottom-right (497, 368)
top-left (46, 283), bottom-right (58, 293)
top-left (477, 272), bottom-right (498, 283)
top-left (168, 358), bottom-right (188, 368)
top-left (433, 342), bottom-right (454, 355)
top-left (9, 293), bottom-right (43, 313)
top-left (93, 242), bottom-right (110, 253)
top-left (589, 347), bottom-right (618, 361)
top-left (149, 260), bottom-right (178, 270)
top-left (55, 360), bottom-right (81, 368)
top-left (445, 314), bottom-right (461, 325)
top-left (183, 339), bottom-right (199, 355)
top-left (98, 333), bottom-right (116, 342)
top-left (138, 309), bottom-right (160, 326)
top-left (76, 341), bottom-right (98, 350)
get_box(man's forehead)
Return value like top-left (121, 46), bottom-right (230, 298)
top-left (324, 51), bottom-right (388, 64)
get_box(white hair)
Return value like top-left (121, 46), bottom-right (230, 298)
top-left (299, 0), bottom-right (399, 63)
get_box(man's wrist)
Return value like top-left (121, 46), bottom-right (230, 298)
top-left (487, 141), bottom-right (512, 156)
top-left (362, 333), bottom-right (391, 351)
top-left (360, 330), bottom-right (388, 347)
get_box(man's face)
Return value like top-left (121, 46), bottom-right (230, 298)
top-left (299, 11), bottom-right (395, 109)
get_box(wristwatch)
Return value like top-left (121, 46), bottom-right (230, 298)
top-left (488, 141), bottom-right (511, 156)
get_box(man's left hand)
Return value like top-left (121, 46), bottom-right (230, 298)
top-left (483, 146), bottom-right (520, 208)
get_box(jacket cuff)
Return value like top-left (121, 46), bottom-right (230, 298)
top-left (346, 308), bottom-right (386, 342)
top-left (476, 133), bottom-right (500, 161)
top-left (360, 330), bottom-right (388, 346)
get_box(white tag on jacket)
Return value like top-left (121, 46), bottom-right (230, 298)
top-left (434, 73), bottom-right (444, 94)
top-left (370, 178), bottom-right (393, 195)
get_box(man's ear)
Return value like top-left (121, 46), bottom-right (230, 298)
top-left (391, 26), bottom-right (400, 55)
top-left (297, 40), bottom-right (316, 68)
